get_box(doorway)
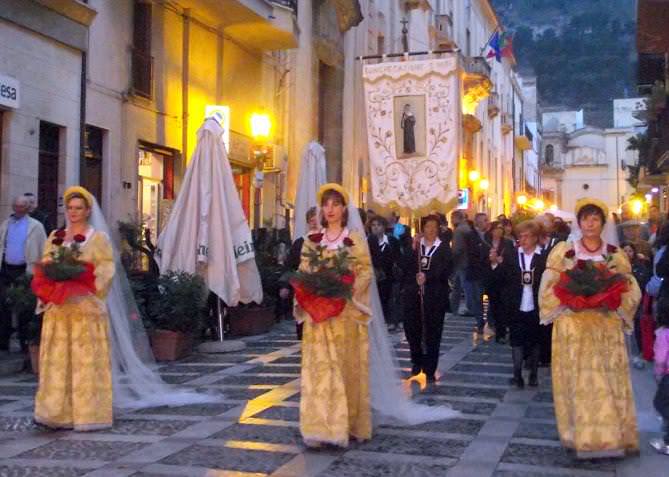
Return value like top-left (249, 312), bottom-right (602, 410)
top-left (38, 121), bottom-right (61, 227)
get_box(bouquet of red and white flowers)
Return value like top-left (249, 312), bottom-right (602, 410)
top-left (553, 245), bottom-right (629, 312)
top-left (290, 233), bottom-right (356, 323)
top-left (31, 230), bottom-right (96, 305)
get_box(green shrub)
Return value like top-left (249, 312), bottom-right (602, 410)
top-left (145, 271), bottom-right (207, 334)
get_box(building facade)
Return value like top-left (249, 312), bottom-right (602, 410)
top-left (539, 102), bottom-right (642, 214)
top-left (0, 0), bottom-right (95, 225)
top-left (0, 0), bottom-right (298, 239)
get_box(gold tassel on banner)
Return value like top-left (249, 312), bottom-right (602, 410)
top-left (330, 0), bottom-right (363, 32)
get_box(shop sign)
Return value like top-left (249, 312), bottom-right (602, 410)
top-left (0, 73), bottom-right (20, 109)
top-left (229, 130), bottom-right (254, 168)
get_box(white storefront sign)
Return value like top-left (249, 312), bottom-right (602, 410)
top-left (0, 73), bottom-right (20, 109)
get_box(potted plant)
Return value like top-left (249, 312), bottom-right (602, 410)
top-left (228, 228), bottom-right (287, 336)
top-left (4, 274), bottom-right (39, 373)
top-left (146, 271), bottom-right (206, 361)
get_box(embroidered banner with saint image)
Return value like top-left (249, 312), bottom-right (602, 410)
top-left (362, 56), bottom-right (460, 213)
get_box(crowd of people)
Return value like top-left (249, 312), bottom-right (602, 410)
top-left (281, 192), bottom-right (669, 458)
top-left (0, 183), bottom-right (668, 461)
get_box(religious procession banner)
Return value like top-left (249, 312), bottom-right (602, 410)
top-left (362, 56), bottom-right (460, 214)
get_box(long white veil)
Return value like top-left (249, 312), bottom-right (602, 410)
top-left (87, 198), bottom-right (222, 409)
top-left (346, 203), bottom-right (460, 424)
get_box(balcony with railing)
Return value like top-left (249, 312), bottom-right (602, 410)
top-left (487, 92), bottom-right (500, 118)
top-left (501, 112), bottom-right (513, 134)
top-left (515, 122), bottom-right (532, 150)
top-left (461, 55), bottom-right (492, 115)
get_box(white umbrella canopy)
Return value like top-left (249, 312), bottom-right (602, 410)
top-left (293, 141), bottom-right (327, 239)
top-left (155, 118), bottom-right (263, 306)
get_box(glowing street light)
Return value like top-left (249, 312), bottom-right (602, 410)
top-left (250, 112), bottom-right (272, 140)
top-left (517, 194), bottom-right (528, 206)
top-left (630, 199), bottom-right (643, 216)
top-left (530, 199), bottom-right (545, 211)
top-left (479, 179), bottom-right (489, 190)
top-left (468, 170), bottom-right (480, 182)
top-left (645, 193), bottom-right (653, 203)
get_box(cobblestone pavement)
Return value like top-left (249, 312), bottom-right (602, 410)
top-left (0, 315), bottom-right (665, 476)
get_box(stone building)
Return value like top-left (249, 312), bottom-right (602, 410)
top-left (539, 102), bottom-right (643, 214)
top-left (0, 0), bottom-right (298, 238)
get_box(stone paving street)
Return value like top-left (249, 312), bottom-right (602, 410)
top-left (0, 314), bottom-right (666, 477)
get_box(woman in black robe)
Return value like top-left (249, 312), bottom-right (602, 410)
top-left (401, 215), bottom-right (453, 383)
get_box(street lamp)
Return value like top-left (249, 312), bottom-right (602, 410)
top-left (530, 199), bottom-right (545, 211)
top-left (251, 112), bottom-right (272, 140)
top-left (468, 170), bottom-right (480, 183)
top-left (479, 179), bottom-right (489, 190)
top-left (517, 194), bottom-right (528, 206)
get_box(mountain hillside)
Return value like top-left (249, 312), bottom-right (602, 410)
top-left (491, 0), bottom-right (637, 127)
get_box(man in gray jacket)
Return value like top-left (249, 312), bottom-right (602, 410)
top-left (449, 210), bottom-right (472, 316)
top-left (0, 196), bottom-right (47, 351)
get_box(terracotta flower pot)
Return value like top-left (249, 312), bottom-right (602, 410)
top-left (228, 306), bottom-right (275, 336)
top-left (29, 344), bottom-right (40, 375)
top-left (150, 329), bottom-right (193, 361)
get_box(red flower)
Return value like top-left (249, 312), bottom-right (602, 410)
top-left (55, 229), bottom-right (66, 239)
top-left (308, 233), bottom-right (324, 244)
top-left (565, 249), bottom-right (576, 259)
top-left (607, 244), bottom-right (618, 254)
top-left (73, 234), bottom-right (86, 243)
top-left (575, 259), bottom-right (587, 269)
top-left (340, 273), bottom-right (355, 286)
top-left (343, 237), bottom-right (355, 247)
top-left (52, 238), bottom-right (64, 246)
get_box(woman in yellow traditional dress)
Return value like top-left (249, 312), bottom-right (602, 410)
top-left (295, 183), bottom-right (373, 447)
top-left (34, 186), bottom-right (115, 431)
top-left (539, 198), bottom-right (641, 458)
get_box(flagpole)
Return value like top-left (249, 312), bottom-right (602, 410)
top-left (479, 27), bottom-right (500, 57)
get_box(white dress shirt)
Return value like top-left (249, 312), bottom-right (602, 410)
top-left (519, 247), bottom-right (542, 312)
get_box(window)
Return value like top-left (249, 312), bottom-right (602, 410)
top-left (83, 125), bottom-right (104, 204)
top-left (545, 144), bottom-right (554, 165)
top-left (132, 1), bottom-right (153, 98)
top-left (377, 34), bottom-right (385, 55)
top-left (466, 29), bottom-right (471, 56)
top-left (39, 122), bottom-right (61, 229)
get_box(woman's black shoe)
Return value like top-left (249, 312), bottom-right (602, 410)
top-left (509, 376), bottom-right (524, 389)
top-left (528, 375), bottom-right (538, 387)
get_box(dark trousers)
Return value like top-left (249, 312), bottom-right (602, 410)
top-left (0, 262), bottom-right (28, 351)
top-left (404, 294), bottom-right (446, 377)
top-left (378, 279), bottom-right (394, 324)
top-left (487, 288), bottom-right (506, 338)
top-left (466, 279), bottom-right (485, 331)
top-left (509, 309), bottom-right (541, 348)
top-left (654, 375), bottom-right (669, 444)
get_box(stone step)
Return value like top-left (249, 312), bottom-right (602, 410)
top-left (0, 354), bottom-right (25, 376)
